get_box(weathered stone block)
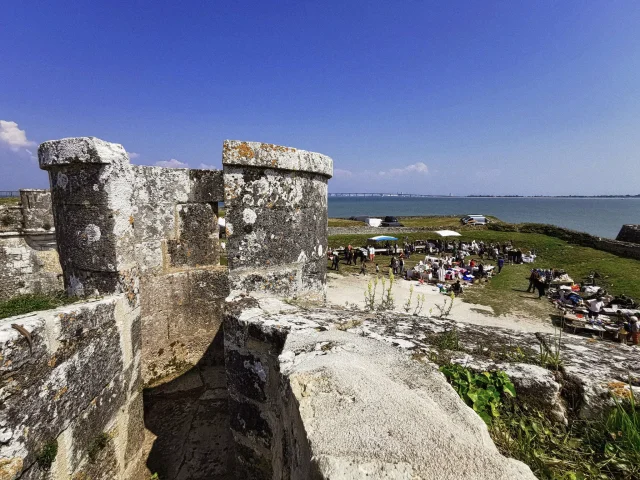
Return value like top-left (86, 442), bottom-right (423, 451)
top-left (222, 141), bottom-right (333, 177)
top-left (228, 398), bottom-right (272, 449)
top-left (225, 349), bottom-right (268, 401)
top-left (167, 203), bottom-right (219, 267)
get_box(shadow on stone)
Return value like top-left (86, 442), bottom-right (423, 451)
top-left (144, 328), bottom-right (232, 480)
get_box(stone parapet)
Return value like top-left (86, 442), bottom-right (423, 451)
top-left (0, 295), bottom-right (142, 480)
top-left (222, 140), bottom-right (333, 177)
top-left (223, 141), bottom-right (332, 299)
top-left (224, 295), bottom-right (536, 479)
top-left (38, 137), bottom-right (137, 297)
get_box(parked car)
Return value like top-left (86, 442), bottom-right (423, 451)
top-left (381, 216), bottom-right (404, 227)
top-left (461, 215), bottom-right (488, 225)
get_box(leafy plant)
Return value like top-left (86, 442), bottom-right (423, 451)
top-left (0, 292), bottom-right (77, 320)
top-left (403, 284), bottom-right (414, 313)
top-left (413, 293), bottom-right (426, 316)
top-left (538, 328), bottom-right (563, 371)
top-left (431, 327), bottom-right (461, 351)
top-left (378, 272), bottom-right (395, 311)
top-left (364, 276), bottom-right (379, 311)
top-left (440, 364), bottom-right (515, 424)
top-left (364, 274), bottom-right (396, 312)
top-left (433, 293), bottom-right (455, 319)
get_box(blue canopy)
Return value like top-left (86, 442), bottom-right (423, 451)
top-left (368, 235), bottom-right (398, 242)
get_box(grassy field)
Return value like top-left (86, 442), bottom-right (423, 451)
top-left (328, 229), bottom-right (640, 318)
top-left (0, 292), bottom-right (78, 320)
top-left (329, 215), bottom-right (503, 229)
top-left (0, 197), bottom-right (20, 206)
top-left (328, 218), bottom-right (366, 227)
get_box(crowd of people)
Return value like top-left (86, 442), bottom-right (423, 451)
top-left (327, 237), bottom-right (535, 297)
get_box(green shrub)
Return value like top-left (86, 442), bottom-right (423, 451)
top-left (439, 364), bottom-right (515, 424)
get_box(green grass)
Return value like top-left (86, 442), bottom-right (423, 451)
top-left (328, 218), bottom-right (366, 227)
top-left (0, 292), bottom-right (77, 319)
top-left (328, 230), bottom-right (640, 318)
top-left (328, 215), bottom-right (503, 229)
top-left (0, 197), bottom-right (20, 206)
top-left (398, 215), bottom-right (502, 228)
top-left (438, 364), bottom-right (640, 479)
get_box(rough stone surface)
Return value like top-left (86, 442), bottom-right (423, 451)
top-left (318, 308), bottom-right (640, 421)
top-left (224, 295), bottom-right (536, 479)
top-left (0, 190), bottom-right (62, 301)
top-left (223, 141), bottom-right (332, 299)
top-left (222, 140), bottom-right (333, 177)
top-left (0, 235), bottom-right (62, 301)
top-left (0, 296), bottom-right (140, 480)
top-left (616, 224), bottom-right (640, 244)
top-left (140, 267), bottom-right (229, 386)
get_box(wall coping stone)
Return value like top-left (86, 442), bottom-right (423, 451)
top-left (39, 136), bottom-right (129, 169)
top-left (222, 140), bottom-right (333, 178)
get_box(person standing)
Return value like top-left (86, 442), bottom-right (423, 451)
top-left (535, 273), bottom-right (547, 299)
top-left (399, 257), bottom-right (405, 276)
top-left (587, 297), bottom-right (605, 320)
top-left (360, 261), bottom-right (367, 275)
top-left (497, 257), bottom-right (504, 274)
top-left (629, 317), bottom-right (639, 345)
top-left (527, 270), bottom-right (537, 293)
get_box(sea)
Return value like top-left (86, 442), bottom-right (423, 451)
top-left (327, 197), bottom-right (640, 239)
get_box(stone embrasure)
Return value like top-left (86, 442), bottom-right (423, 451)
top-left (222, 140), bottom-right (333, 177)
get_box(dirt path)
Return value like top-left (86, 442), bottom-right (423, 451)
top-left (326, 272), bottom-right (557, 334)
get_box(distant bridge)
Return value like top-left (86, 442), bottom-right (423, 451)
top-left (328, 193), bottom-right (444, 198)
top-left (0, 191), bottom-right (19, 198)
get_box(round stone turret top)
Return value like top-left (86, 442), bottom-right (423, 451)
top-left (222, 140), bottom-right (333, 178)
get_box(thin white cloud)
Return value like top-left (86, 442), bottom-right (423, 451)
top-left (333, 168), bottom-right (353, 178)
top-left (198, 163), bottom-right (218, 170)
top-left (386, 162), bottom-right (429, 176)
top-left (25, 149), bottom-right (37, 163)
top-left (0, 120), bottom-right (35, 151)
top-left (155, 158), bottom-right (188, 168)
top-left (128, 152), bottom-right (140, 159)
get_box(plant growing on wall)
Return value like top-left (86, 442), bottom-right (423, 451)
top-left (440, 364), bottom-right (515, 424)
top-left (433, 293), bottom-right (455, 319)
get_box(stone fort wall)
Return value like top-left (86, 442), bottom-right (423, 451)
top-left (0, 137), bottom-right (334, 480)
top-left (1, 136), bottom-right (548, 480)
top-left (0, 190), bottom-right (63, 301)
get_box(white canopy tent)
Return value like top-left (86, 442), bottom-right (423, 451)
top-left (435, 230), bottom-right (462, 237)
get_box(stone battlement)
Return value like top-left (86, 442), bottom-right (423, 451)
top-left (0, 189), bottom-right (62, 300)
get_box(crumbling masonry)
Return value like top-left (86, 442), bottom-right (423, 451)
top-left (0, 137), bottom-right (537, 480)
top-left (0, 190), bottom-right (62, 301)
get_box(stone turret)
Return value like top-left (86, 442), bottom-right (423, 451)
top-left (39, 137), bottom-right (138, 297)
top-left (616, 224), bottom-right (640, 244)
top-left (222, 140), bottom-right (333, 299)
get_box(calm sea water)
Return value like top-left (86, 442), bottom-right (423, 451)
top-left (328, 197), bottom-right (640, 239)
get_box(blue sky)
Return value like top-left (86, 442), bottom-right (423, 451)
top-left (1, 1), bottom-right (639, 195)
